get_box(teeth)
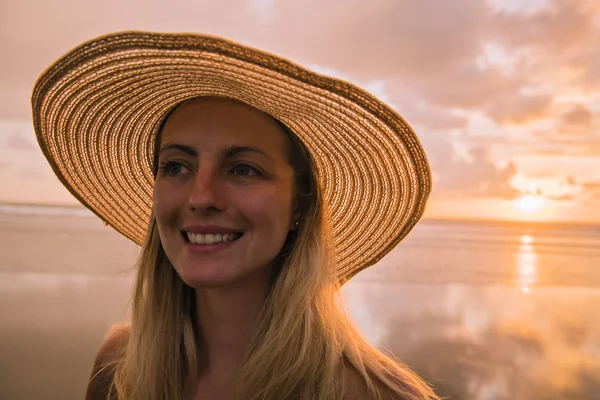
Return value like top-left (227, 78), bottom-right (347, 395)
top-left (186, 232), bottom-right (241, 244)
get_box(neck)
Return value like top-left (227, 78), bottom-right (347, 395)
top-left (194, 269), bottom-right (271, 382)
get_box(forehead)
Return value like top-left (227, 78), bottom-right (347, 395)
top-left (159, 97), bottom-right (289, 157)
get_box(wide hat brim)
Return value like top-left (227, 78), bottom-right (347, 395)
top-left (31, 31), bottom-right (431, 283)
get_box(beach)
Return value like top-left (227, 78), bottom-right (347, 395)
top-left (1, 204), bottom-right (599, 399)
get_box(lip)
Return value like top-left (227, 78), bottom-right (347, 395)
top-left (182, 232), bottom-right (243, 254)
top-left (183, 225), bottom-right (241, 234)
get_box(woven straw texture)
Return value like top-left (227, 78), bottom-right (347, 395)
top-left (31, 31), bottom-right (431, 283)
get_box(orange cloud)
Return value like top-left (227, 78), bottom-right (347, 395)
top-left (557, 103), bottom-right (597, 137)
top-left (509, 173), bottom-right (585, 200)
top-left (561, 104), bottom-right (594, 127)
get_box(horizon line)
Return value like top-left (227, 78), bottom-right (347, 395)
top-left (1, 201), bottom-right (599, 228)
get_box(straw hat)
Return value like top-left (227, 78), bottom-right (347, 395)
top-left (31, 31), bottom-right (431, 283)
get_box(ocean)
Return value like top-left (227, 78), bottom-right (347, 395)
top-left (1, 204), bottom-right (599, 399)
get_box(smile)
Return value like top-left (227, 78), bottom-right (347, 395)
top-left (182, 231), bottom-right (244, 244)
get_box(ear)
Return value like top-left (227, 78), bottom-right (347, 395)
top-left (289, 211), bottom-right (301, 231)
top-left (289, 194), bottom-right (302, 231)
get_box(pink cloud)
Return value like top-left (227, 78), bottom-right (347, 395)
top-left (1, 0), bottom-right (598, 209)
top-left (491, 0), bottom-right (600, 92)
top-left (7, 132), bottom-right (37, 151)
top-left (266, 0), bottom-right (561, 126)
top-left (420, 133), bottom-right (521, 200)
top-left (484, 92), bottom-right (553, 124)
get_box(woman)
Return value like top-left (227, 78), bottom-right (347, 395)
top-left (32, 32), bottom-right (438, 400)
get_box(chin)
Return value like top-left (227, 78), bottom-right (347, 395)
top-left (176, 265), bottom-right (236, 289)
top-left (176, 262), bottom-right (268, 290)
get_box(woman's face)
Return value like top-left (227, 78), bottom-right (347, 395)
top-left (153, 97), bottom-right (297, 288)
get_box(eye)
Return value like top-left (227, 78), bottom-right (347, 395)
top-left (230, 163), bottom-right (260, 177)
top-left (158, 161), bottom-right (190, 177)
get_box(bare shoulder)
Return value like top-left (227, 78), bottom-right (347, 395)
top-left (97, 322), bottom-right (131, 362)
top-left (343, 364), bottom-right (401, 400)
top-left (85, 322), bottom-right (131, 400)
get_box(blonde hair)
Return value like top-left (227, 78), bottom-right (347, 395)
top-left (101, 110), bottom-right (439, 400)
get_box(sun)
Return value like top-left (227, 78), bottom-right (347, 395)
top-left (514, 195), bottom-right (545, 214)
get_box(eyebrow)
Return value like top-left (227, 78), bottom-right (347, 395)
top-left (158, 143), bottom-right (274, 163)
top-left (159, 143), bottom-right (197, 157)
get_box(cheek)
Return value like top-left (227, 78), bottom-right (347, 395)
top-left (242, 189), bottom-right (293, 233)
top-left (152, 182), bottom-right (183, 227)
top-left (152, 184), bottom-right (167, 220)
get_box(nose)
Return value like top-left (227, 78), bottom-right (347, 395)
top-left (188, 164), bottom-right (226, 212)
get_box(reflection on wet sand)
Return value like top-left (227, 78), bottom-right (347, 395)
top-left (343, 282), bottom-right (600, 400)
top-left (2, 210), bottom-right (599, 399)
top-left (1, 277), bottom-right (599, 399)
top-left (0, 272), bottom-right (134, 400)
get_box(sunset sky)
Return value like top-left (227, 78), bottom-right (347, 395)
top-left (1, 0), bottom-right (599, 223)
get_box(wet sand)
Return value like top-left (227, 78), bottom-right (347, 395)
top-left (1, 207), bottom-right (599, 399)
